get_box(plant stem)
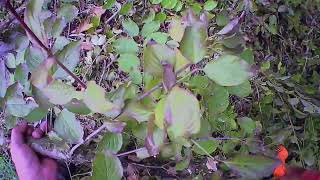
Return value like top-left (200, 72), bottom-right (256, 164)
top-left (137, 64), bottom-right (192, 101)
top-left (191, 139), bottom-right (215, 159)
top-left (116, 147), bottom-right (146, 157)
top-left (69, 122), bottom-right (108, 156)
top-left (131, 162), bottom-right (167, 171)
top-left (5, 0), bottom-right (87, 89)
top-left (191, 139), bottom-right (223, 163)
top-left (137, 84), bottom-right (162, 101)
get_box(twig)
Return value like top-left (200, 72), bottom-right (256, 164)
top-left (98, 59), bottom-right (107, 85)
top-left (197, 137), bottom-right (242, 141)
top-left (71, 171), bottom-right (92, 178)
top-left (105, 2), bottom-right (121, 24)
top-left (69, 122), bottom-right (108, 156)
top-left (137, 84), bottom-right (162, 101)
top-left (131, 162), bottom-right (168, 171)
top-left (64, 162), bottom-right (72, 180)
top-left (116, 147), bottom-right (146, 157)
top-left (191, 139), bottom-right (215, 159)
top-left (5, 0), bottom-right (87, 89)
top-left (98, 57), bottom-right (116, 85)
top-left (287, 113), bottom-right (304, 167)
top-left (137, 64), bottom-right (192, 101)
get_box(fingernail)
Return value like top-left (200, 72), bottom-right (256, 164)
top-left (32, 129), bottom-right (44, 139)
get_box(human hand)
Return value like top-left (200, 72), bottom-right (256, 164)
top-left (10, 121), bottom-right (58, 180)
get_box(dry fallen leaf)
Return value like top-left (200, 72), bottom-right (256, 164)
top-left (206, 157), bottom-right (218, 171)
top-left (81, 42), bottom-right (94, 51)
top-left (73, 18), bottom-right (93, 34)
top-left (90, 5), bottom-right (106, 17)
top-left (127, 164), bottom-right (139, 180)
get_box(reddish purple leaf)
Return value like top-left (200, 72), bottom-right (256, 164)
top-left (145, 120), bottom-right (160, 156)
top-left (162, 62), bottom-right (176, 91)
top-left (217, 11), bottom-right (246, 36)
top-left (105, 121), bottom-right (126, 133)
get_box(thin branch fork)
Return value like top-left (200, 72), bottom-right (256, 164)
top-left (5, 0), bottom-right (87, 89)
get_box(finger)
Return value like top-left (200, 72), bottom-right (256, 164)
top-left (11, 121), bottom-right (28, 145)
top-left (32, 128), bottom-right (44, 139)
top-left (41, 158), bottom-right (58, 180)
top-left (27, 126), bottom-right (34, 136)
top-left (40, 120), bottom-right (48, 132)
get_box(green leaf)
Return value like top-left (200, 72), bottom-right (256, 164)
top-left (261, 61), bottom-right (270, 71)
top-left (14, 64), bottom-right (29, 86)
top-left (0, 59), bottom-right (10, 98)
top-left (224, 155), bottom-right (281, 179)
top-left (150, 0), bottom-right (163, 4)
top-left (180, 11), bottom-right (207, 63)
top-left (154, 97), bottom-right (166, 129)
top-left (24, 0), bottom-right (47, 44)
top-left (25, 46), bottom-right (46, 72)
top-left (216, 12), bottom-right (230, 27)
top-left (52, 18), bottom-right (67, 38)
top-left (165, 87), bottom-right (201, 139)
top-left (32, 85), bottom-right (54, 109)
top-left (55, 41), bottom-right (81, 78)
top-left (119, 3), bottom-right (133, 15)
top-left (5, 53), bottom-right (16, 69)
top-left (4, 111), bottom-right (18, 129)
top-left (30, 57), bottom-right (55, 88)
top-left (204, 55), bottom-right (249, 86)
top-left (222, 35), bottom-right (244, 49)
top-left (53, 36), bottom-right (70, 53)
top-left (155, 12), bottom-right (167, 22)
top-left (191, 3), bottom-right (202, 14)
top-left (238, 117), bottom-right (256, 135)
top-left (64, 99), bottom-right (91, 115)
top-left (143, 43), bottom-right (175, 77)
top-left (207, 85), bottom-right (229, 114)
top-left (209, 107), bottom-right (237, 131)
top-left (161, 0), bottom-right (177, 9)
top-left (16, 49), bottom-right (27, 65)
top-left (113, 38), bottom-right (139, 54)
top-left (122, 18), bottom-right (139, 37)
top-left (42, 80), bottom-right (82, 105)
top-left (240, 49), bottom-right (254, 64)
top-left (84, 81), bottom-right (120, 115)
top-left (168, 18), bottom-right (185, 42)
top-left (13, 34), bottom-right (30, 51)
top-left (227, 80), bottom-right (252, 98)
top-left (25, 107), bottom-right (48, 122)
top-left (173, 1), bottom-right (183, 11)
top-left (176, 158), bottom-right (190, 171)
top-left (7, 97), bottom-right (38, 118)
top-left (122, 100), bottom-right (153, 123)
top-left (141, 21), bottom-right (161, 37)
top-left (117, 54), bottom-right (141, 84)
top-left (192, 140), bottom-right (218, 155)
top-left (142, 9), bottom-right (155, 23)
top-left (54, 109), bottom-right (84, 144)
top-left (57, 4), bottom-right (78, 23)
top-left (104, 0), bottom-right (116, 9)
top-left (117, 54), bottom-right (140, 72)
top-left (149, 32), bottom-right (169, 44)
top-left (97, 132), bottom-right (123, 153)
top-left (128, 70), bottom-right (143, 84)
top-left (204, 0), bottom-right (218, 11)
top-left (91, 151), bottom-right (123, 180)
